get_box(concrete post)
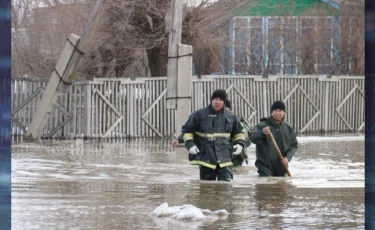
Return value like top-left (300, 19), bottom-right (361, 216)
top-left (26, 34), bottom-right (80, 141)
top-left (166, 0), bottom-right (183, 110)
top-left (174, 44), bottom-right (193, 138)
top-left (25, 0), bottom-right (106, 141)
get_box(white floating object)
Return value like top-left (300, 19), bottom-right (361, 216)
top-left (171, 206), bottom-right (205, 221)
top-left (151, 202), bottom-right (169, 217)
top-left (151, 202), bottom-right (228, 222)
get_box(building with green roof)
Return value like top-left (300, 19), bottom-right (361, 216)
top-left (219, 0), bottom-right (363, 76)
top-left (236, 0), bottom-right (338, 16)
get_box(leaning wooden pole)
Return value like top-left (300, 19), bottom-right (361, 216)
top-left (268, 132), bottom-right (292, 177)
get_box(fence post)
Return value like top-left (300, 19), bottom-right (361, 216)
top-left (84, 83), bottom-right (92, 139)
top-left (263, 82), bottom-right (268, 117)
top-left (324, 82), bottom-right (330, 132)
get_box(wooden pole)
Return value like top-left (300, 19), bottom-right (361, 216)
top-left (268, 132), bottom-right (292, 177)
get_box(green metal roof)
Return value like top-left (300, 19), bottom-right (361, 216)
top-left (235, 0), bottom-right (339, 16)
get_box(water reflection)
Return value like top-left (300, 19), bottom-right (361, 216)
top-left (196, 182), bottom-right (235, 212)
top-left (254, 182), bottom-right (290, 229)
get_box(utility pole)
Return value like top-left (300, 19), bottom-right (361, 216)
top-left (166, 0), bottom-right (192, 138)
top-left (26, 0), bottom-right (106, 141)
top-left (166, 0), bottom-right (183, 110)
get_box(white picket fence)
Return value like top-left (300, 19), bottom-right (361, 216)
top-left (11, 75), bottom-right (364, 139)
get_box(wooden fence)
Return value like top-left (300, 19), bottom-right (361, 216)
top-left (11, 75), bottom-right (364, 138)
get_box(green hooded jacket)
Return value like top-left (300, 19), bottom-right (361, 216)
top-left (232, 117), bottom-right (255, 167)
top-left (250, 116), bottom-right (298, 176)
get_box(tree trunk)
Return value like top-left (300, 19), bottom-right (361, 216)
top-left (147, 46), bottom-right (168, 77)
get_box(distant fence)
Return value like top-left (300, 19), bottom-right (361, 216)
top-left (11, 75), bottom-right (364, 138)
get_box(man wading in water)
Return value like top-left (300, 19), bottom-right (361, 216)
top-left (250, 101), bottom-right (298, 177)
top-left (181, 90), bottom-right (245, 181)
top-left (172, 99), bottom-right (254, 169)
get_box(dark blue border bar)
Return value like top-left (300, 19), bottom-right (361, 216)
top-left (0, 0), bottom-right (11, 229)
top-left (366, 1), bottom-right (375, 229)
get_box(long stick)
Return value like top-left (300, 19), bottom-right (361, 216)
top-left (268, 132), bottom-right (292, 177)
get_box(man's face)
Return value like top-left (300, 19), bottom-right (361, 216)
top-left (272, 109), bottom-right (285, 122)
top-left (212, 98), bottom-right (224, 111)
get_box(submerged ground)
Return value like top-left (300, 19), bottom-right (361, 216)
top-left (12, 135), bottom-right (364, 229)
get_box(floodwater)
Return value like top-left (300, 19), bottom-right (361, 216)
top-left (12, 135), bottom-right (364, 230)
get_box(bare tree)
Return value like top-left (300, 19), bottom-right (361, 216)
top-left (76, 0), bottom-right (170, 78)
top-left (11, 0), bottom-right (92, 78)
top-left (12, 0), bottom-right (256, 78)
top-left (14, 0), bottom-right (362, 78)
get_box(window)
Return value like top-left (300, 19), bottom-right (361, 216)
top-left (231, 16), bottom-right (334, 75)
top-left (283, 17), bottom-right (298, 75)
top-left (268, 18), bottom-right (281, 75)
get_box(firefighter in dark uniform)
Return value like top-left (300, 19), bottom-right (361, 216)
top-left (172, 101), bottom-right (231, 149)
top-left (181, 89), bottom-right (245, 181)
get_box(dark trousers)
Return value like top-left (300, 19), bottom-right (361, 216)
top-left (256, 161), bottom-right (286, 177)
top-left (199, 165), bottom-right (233, 181)
top-left (258, 168), bottom-right (286, 177)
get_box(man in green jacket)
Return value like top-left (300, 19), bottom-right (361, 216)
top-left (221, 99), bottom-right (255, 167)
top-left (250, 101), bottom-right (298, 177)
top-left (232, 115), bottom-right (255, 167)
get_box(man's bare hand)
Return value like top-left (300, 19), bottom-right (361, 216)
top-left (171, 140), bottom-right (179, 148)
top-left (281, 157), bottom-right (289, 168)
top-left (263, 126), bottom-right (271, 135)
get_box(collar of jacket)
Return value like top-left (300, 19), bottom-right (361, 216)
top-left (269, 116), bottom-right (285, 128)
top-left (208, 104), bottom-right (224, 114)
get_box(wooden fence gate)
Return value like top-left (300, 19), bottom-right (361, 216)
top-left (11, 75), bottom-right (364, 139)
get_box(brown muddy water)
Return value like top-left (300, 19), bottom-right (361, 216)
top-left (12, 136), bottom-right (364, 230)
